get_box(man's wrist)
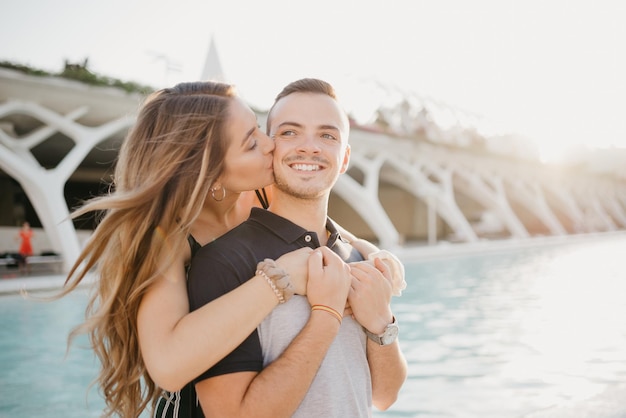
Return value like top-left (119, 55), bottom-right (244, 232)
top-left (364, 316), bottom-right (399, 346)
top-left (366, 310), bottom-right (394, 335)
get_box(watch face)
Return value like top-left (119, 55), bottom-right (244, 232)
top-left (381, 324), bottom-right (399, 345)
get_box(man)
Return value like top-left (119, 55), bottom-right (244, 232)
top-left (188, 78), bottom-right (407, 417)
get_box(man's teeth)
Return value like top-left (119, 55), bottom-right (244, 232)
top-left (292, 164), bottom-right (320, 171)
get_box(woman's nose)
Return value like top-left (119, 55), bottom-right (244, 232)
top-left (260, 132), bottom-right (275, 154)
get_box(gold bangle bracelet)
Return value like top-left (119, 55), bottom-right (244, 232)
top-left (311, 304), bottom-right (342, 324)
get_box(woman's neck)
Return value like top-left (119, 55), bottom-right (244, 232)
top-left (190, 190), bottom-right (257, 245)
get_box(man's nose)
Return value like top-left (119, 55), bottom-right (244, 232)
top-left (296, 134), bottom-right (321, 153)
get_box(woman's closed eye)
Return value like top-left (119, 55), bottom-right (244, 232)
top-left (247, 125), bottom-right (266, 149)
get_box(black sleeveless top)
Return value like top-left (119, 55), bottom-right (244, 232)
top-left (153, 234), bottom-right (203, 418)
top-left (154, 186), bottom-right (269, 417)
top-left (186, 235), bottom-right (202, 268)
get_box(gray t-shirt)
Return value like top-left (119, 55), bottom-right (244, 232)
top-left (258, 295), bottom-right (372, 417)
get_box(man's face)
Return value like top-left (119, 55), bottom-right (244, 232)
top-left (268, 92), bottom-right (350, 200)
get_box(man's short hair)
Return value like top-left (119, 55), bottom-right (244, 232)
top-left (273, 78), bottom-right (337, 102)
top-left (267, 78), bottom-right (344, 133)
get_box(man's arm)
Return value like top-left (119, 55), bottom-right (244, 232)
top-left (366, 334), bottom-right (407, 410)
top-left (349, 258), bottom-right (408, 410)
top-left (195, 247), bottom-right (352, 418)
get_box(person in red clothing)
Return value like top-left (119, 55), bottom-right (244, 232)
top-left (15, 221), bottom-right (34, 274)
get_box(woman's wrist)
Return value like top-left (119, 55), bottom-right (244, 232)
top-left (256, 259), bottom-right (295, 303)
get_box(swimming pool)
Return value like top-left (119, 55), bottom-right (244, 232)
top-left (1, 233), bottom-right (625, 417)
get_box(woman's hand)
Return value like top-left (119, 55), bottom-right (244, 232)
top-left (275, 247), bottom-right (313, 295)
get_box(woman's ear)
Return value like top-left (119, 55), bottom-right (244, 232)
top-left (209, 182), bottom-right (226, 202)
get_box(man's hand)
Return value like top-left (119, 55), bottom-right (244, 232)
top-left (307, 247), bottom-right (352, 315)
top-left (348, 258), bottom-right (393, 334)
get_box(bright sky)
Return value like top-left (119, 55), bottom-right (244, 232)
top-left (2, 0), bottom-right (625, 162)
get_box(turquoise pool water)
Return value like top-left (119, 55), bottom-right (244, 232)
top-left (0, 290), bottom-right (102, 417)
top-left (1, 234), bottom-right (625, 417)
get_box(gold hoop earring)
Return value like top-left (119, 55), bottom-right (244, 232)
top-left (210, 186), bottom-right (226, 202)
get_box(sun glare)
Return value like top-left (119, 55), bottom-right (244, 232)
top-left (508, 240), bottom-right (626, 405)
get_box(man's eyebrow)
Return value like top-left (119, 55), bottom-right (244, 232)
top-left (276, 121), bottom-right (304, 129)
top-left (276, 121), bottom-right (340, 131)
top-left (318, 124), bottom-right (340, 132)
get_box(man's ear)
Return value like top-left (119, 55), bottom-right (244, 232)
top-left (339, 144), bottom-right (351, 174)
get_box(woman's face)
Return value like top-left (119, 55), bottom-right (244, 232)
top-left (218, 96), bottom-right (275, 193)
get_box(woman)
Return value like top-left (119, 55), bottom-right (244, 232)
top-left (16, 221), bottom-right (34, 274)
top-left (59, 81), bottom-right (315, 418)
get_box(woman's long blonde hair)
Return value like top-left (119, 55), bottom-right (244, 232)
top-left (59, 81), bottom-right (236, 417)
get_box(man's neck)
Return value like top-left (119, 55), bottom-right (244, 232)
top-left (269, 191), bottom-right (329, 245)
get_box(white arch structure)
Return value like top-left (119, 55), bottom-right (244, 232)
top-left (0, 99), bottom-right (134, 272)
top-left (343, 129), bottom-right (626, 247)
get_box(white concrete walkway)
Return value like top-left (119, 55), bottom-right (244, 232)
top-left (0, 272), bottom-right (95, 294)
top-left (0, 273), bottom-right (66, 294)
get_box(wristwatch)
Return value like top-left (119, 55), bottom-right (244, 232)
top-left (364, 316), bottom-right (399, 346)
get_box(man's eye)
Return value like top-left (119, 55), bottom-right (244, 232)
top-left (281, 130), bottom-right (296, 136)
top-left (322, 133), bottom-right (337, 140)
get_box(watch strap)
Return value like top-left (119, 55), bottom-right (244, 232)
top-left (364, 316), bottom-right (398, 346)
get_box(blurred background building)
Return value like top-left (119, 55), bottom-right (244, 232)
top-left (1, 44), bottom-right (625, 273)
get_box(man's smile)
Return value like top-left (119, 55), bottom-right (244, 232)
top-left (290, 163), bottom-right (322, 172)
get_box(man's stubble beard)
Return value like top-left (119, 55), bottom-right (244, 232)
top-left (273, 171), bottom-right (328, 201)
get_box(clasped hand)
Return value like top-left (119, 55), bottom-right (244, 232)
top-left (276, 248), bottom-right (394, 332)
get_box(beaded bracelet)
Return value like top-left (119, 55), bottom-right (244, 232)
top-left (256, 259), bottom-right (295, 304)
top-left (311, 304), bottom-right (343, 325)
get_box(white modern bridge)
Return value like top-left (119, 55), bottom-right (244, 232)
top-left (1, 67), bottom-right (625, 273)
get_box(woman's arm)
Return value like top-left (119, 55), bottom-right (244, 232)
top-left (137, 247), bottom-right (311, 392)
top-left (334, 223), bottom-right (406, 296)
top-left (334, 223), bottom-right (380, 256)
